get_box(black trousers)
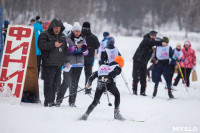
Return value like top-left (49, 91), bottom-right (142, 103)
top-left (154, 65), bottom-right (171, 89)
top-left (174, 68), bottom-right (192, 87)
top-left (132, 60), bottom-right (147, 92)
top-left (69, 67), bottom-right (83, 104)
top-left (84, 57), bottom-right (94, 86)
top-left (56, 71), bottom-right (71, 103)
top-left (43, 66), bottom-right (62, 104)
top-left (86, 82), bottom-right (120, 115)
top-left (37, 55), bottom-right (42, 77)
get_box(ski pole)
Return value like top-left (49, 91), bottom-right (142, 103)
top-left (103, 81), bottom-right (112, 106)
top-left (121, 72), bottom-right (132, 95)
top-left (50, 88), bottom-right (85, 106)
top-left (177, 62), bottom-right (190, 96)
top-left (78, 86), bottom-right (100, 104)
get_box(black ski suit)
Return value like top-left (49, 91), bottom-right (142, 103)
top-left (85, 62), bottom-right (121, 115)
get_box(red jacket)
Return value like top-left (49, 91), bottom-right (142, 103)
top-left (180, 46), bottom-right (196, 68)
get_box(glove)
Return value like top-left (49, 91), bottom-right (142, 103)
top-left (68, 46), bottom-right (76, 54)
top-left (81, 44), bottom-right (89, 56)
top-left (102, 77), bottom-right (109, 82)
top-left (180, 59), bottom-right (186, 62)
top-left (193, 66), bottom-right (196, 71)
top-left (172, 56), bottom-right (179, 62)
top-left (86, 82), bottom-right (91, 89)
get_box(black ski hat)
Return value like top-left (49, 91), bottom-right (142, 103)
top-left (103, 32), bottom-right (110, 37)
top-left (149, 31), bottom-right (158, 36)
top-left (82, 22), bottom-right (90, 28)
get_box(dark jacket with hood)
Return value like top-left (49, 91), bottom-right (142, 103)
top-left (38, 19), bottom-right (69, 66)
top-left (82, 29), bottom-right (100, 64)
top-left (133, 33), bottom-right (162, 65)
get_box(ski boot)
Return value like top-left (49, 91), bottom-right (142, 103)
top-left (114, 110), bottom-right (126, 121)
top-left (69, 103), bottom-right (77, 107)
top-left (85, 88), bottom-right (92, 94)
top-left (55, 101), bottom-right (61, 107)
top-left (79, 113), bottom-right (88, 121)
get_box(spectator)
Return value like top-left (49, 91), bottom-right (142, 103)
top-left (132, 31), bottom-right (162, 96)
top-left (33, 16), bottom-right (43, 77)
top-left (82, 21), bottom-right (100, 94)
top-left (173, 41), bottom-right (196, 87)
top-left (29, 18), bottom-right (35, 25)
top-left (38, 19), bottom-right (70, 107)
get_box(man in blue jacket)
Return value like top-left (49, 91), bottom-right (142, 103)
top-left (33, 16), bottom-right (43, 77)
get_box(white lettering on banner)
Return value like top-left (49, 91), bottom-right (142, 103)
top-left (0, 25), bottom-right (34, 104)
top-left (172, 127), bottom-right (198, 132)
top-left (156, 46), bottom-right (170, 60)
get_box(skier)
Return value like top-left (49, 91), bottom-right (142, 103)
top-left (98, 32), bottom-right (110, 65)
top-left (101, 37), bottom-right (121, 64)
top-left (79, 56), bottom-right (125, 121)
top-left (132, 31), bottom-right (162, 96)
top-left (173, 41), bottom-right (196, 87)
top-left (152, 37), bottom-right (175, 98)
top-left (169, 43), bottom-right (183, 87)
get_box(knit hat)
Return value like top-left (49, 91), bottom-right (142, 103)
top-left (72, 22), bottom-right (81, 31)
top-left (36, 16), bottom-right (42, 24)
top-left (114, 56), bottom-right (124, 67)
top-left (63, 22), bottom-right (72, 32)
top-left (82, 22), bottom-right (90, 28)
top-left (4, 20), bottom-right (9, 27)
top-left (162, 37), bottom-right (169, 43)
top-left (184, 41), bottom-right (191, 47)
top-left (176, 43), bottom-right (181, 48)
top-left (149, 31), bottom-right (158, 36)
top-left (107, 37), bottom-right (115, 45)
top-left (103, 32), bottom-right (110, 37)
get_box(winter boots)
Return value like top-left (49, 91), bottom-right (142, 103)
top-left (140, 85), bottom-right (147, 96)
top-left (114, 109), bottom-right (125, 121)
top-left (132, 82), bottom-right (137, 95)
top-left (152, 88), bottom-right (157, 98)
top-left (152, 88), bottom-right (174, 99)
top-left (132, 83), bottom-right (147, 96)
top-left (168, 89), bottom-right (174, 98)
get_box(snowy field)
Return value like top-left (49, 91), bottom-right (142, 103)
top-left (1, 34), bottom-right (200, 133)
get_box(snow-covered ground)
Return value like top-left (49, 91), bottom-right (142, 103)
top-left (1, 34), bottom-right (200, 133)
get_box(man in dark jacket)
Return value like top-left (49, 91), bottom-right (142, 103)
top-left (38, 19), bottom-right (70, 107)
top-left (132, 31), bottom-right (162, 96)
top-left (82, 22), bottom-right (100, 94)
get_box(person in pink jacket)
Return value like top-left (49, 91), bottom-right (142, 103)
top-left (173, 41), bottom-right (196, 87)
